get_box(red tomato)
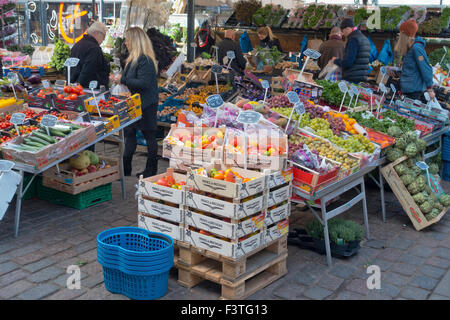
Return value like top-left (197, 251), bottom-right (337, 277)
top-left (57, 94), bottom-right (65, 99)
top-left (64, 86), bottom-right (72, 94)
top-left (68, 94), bottom-right (78, 100)
top-left (36, 93), bottom-right (43, 98)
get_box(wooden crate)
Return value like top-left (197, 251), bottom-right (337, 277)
top-left (175, 235), bottom-right (287, 299)
top-left (186, 68), bottom-right (211, 83)
top-left (380, 156), bottom-right (448, 231)
top-left (137, 168), bottom-right (186, 204)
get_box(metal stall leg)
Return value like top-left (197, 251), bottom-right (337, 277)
top-left (321, 201), bottom-right (333, 267)
top-left (379, 170), bottom-right (386, 223)
top-left (14, 170), bottom-right (24, 238)
top-left (361, 179), bottom-right (370, 240)
top-left (118, 129), bottom-right (126, 200)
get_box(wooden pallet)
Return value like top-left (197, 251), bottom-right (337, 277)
top-left (174, 235), bottom-right (287, 299)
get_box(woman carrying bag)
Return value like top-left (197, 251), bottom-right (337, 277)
top-left (110, 27), bottom-right (159, 178)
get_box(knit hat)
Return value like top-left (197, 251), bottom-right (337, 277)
top-left (399, 19), bottom-right (418, 38)
top-left (340, 17), bottom-right (354, 30)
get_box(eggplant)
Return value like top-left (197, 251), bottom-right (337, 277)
top-left (27, 74), bottom-right (42, 85)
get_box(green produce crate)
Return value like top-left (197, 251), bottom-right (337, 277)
top-left (22, 174), bottom-right (37, 200)
top-left (37, 180), bottom-right (112, 210)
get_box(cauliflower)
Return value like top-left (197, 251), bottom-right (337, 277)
top-left (395, 138), bottom-right (407, 150)
top-left (412, 192), bottom-right (426, 205)
top-left (439, 193), bottom-right (450, 207)
top-left (405, 143), bottom-right (418, 158)
top-left (387, 148), bottom-right (404, 162)
top-left (407, 181), bottom-right (421, 195)
top-left (387, 126), bottom-right (403, 138)
top-left (395, 164), bottom-right (408, 176)
top-left (419, 201), bottom-right (432, 214)
top-left (400, 174), bottom-right (415, 186)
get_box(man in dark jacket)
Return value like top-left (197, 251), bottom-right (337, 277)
top-left (318, 27), bottom-right (345, 69)
top-left (217, 29), bottom-right (247, 74)
top-left (69, 22), bottom-right (110, 89)
top-left (332, 17), bottom-right (370, 84)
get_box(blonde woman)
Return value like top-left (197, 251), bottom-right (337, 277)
top-left (110, 27), bottom-right (159, 178)
top-left (257, 26), bottom-right (282, 52)
top-left (395, 19), bottom-right (434, 102)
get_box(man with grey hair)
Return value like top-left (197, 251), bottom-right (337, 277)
top-left (68, 21), bottom-right (110, 89)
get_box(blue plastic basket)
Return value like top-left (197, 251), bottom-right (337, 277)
top-left (103, 267), bottom-right (170, 300)
top-left (97, 227), bottom-right (174, 300)
top-left (443, 160), bottom-right (450, 182)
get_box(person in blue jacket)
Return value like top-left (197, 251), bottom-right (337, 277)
top-left (395, 19), bottom-right (435, 103)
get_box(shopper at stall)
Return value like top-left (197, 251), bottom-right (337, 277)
top-left (110, 27), bottom-right (159, 178)
top-left (195, 21), bottom-right (215, 58)
top-left (217, 29), bottom-right (247, 74)
top-left (318, 27), bottom-right (345, 69)
top-left (69, 21), bottom-right (110, 89)
top-left (331, 17), bottom-right (370, 84)
top-left (395, 19), bottom-right (434, 102)
top-left (257, 26), bottom-right (282, 52)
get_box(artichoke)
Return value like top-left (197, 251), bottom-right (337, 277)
top-left (412, 192), bottom-right (426, 205)
top-left (395, 138), bottom-right (407, 150)
top-left (387, 148), bottom-right (404, 162)
top-left (405, 143), bottom-right (418, 158)
top-left (387, 126), bottom-right (402, 138)
top-left (434, 202), bottom-right (444, 211)
top-left (400, 174), bottom-right (415, 187)
top-left (416, 139), bottom-right (426, 152)
top-left (439, 193), bottom-right (450, 207)
top-left (420, 201), bottom-right (432, 214)
top-left (429, 163), bottom-right (439, 175)
top-left (395, 164), bottom-right (408, 176)
top-left (407, 181), bottom-right (421, 195)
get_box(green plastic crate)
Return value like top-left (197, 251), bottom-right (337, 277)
top-left (37, 180), bottom-right (112, 210)
top-left (22, 174), bottom-right (37, 201)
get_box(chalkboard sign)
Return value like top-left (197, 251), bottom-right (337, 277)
top-left (211, 64), bottom-right (223, 74)
top-left (42, 80), bottom-right (50, 88)
top-left (294, 102), bottom-right (305, 115)
top-left (7, 72), bottom-right (18, 84)
top-left (351, 85), bottom-right (359, 96)
top-left (390, 83), bottom-right (396, 92)
top-left (206, 94), bottom-right (224, 109)
top-left (338, 82), bottom-right (348, 93)
top-left (0, 160), bottom-right (15, 172)
top-left (89, 81), bottom-right (98, 90)
top-left (261, 80), bottom-right (270, 89)
top-left (55, 80), bottom-right (66, 87)
top-left (286, 91), bottom-right (300, 104)
top-left (416, 161), bottom-right (429, 170)
top-left (167, 84), bottom-right (179, 95)
top-left (226, 51), bottom-right (236, 60)
top-left (41, 115), bottom-right (58, 128)
top-left (10, 113), bottom-right (26, 125)
top-left (237, 111), bottom-right (261, 124)
top-left (303, 49), bottom-right (321, 60)
top-left (64, 57), bottom-right (80, 67)
top-left (190, 42), bottom-right (197, 48)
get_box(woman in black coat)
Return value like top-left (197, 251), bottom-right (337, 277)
top-left (110, 27), bottom-right (159, 178)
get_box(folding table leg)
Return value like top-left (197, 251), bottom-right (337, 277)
top-left (118, 129), bottom-right (126, 200)
top-left (321, 201), bottom-right (332, 267)
top-left (14, 170), bottom-right (24, 238)
top-left (361, 179), bottom-right (370, 239)
top-left (379, 170), bottom-right (386, 223)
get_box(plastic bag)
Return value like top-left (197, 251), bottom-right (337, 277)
top-left (239, 31), bottom-right (253, 54)
top-left (368, 36), bottom-right (378, 63)
top-left (318, 60), bottom-right (339, 80)
top-left (377, 39), bottom-right (393, 66)
top-left (111, 83), bottom-right (130, 96)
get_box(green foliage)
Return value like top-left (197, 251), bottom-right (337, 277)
top-left (234, 0), bottom-right (262, 25)
top-left (381, 6), bottom-right (411, 31)
top-left (255, 45), bottom-right (282, 66)
top-left (49, 39), bottom-right (71, 72)
top-left (306, 218), bottom-right (364, 245)
top-left (354, 8), bottom-right (371, 26)
top-left (441, 7), bottom-right (450, 28)
top-left (419, 17), bottom-right (443, 35)
top-left (428, 48), bottom-right (450, 71)
top-left (316, 80), bottom-right (351, 107)
top-left (346, 110), bottom-right (415, 136)
top-left (253, 4), bottom-right (286, 27)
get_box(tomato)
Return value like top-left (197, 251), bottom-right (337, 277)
top-left (64, 86), bottom-right (72, 93)
top-left (57, 94), bottom-right (65, 100)
top-left (36, 93), bottom-right (42, 98)
top-left (68, 94), bottom-right (78, 100)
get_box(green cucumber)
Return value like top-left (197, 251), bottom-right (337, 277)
top-left (48, 128), bottom-right (66, 137)
top-left (28, 136), bottom-right (51, 146)
top-left (66, 123), bottom-right (82, 130)
top-left (32, 131), bottom-right (57, 143)
top-left (16, 145), bottom-right (40, 152)
top-left (23, 141), bottom-right (46, 148)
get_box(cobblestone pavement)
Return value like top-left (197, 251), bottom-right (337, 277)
top-left (0, 143), bottom-right (449, 300)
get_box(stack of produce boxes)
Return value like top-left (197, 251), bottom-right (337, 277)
top-left (137, 168), bottom-right (186, 242)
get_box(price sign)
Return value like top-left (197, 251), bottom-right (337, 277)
top-left (261, 80), bottom-right (270, 89)
top-left (10, 113), bottom-right (26, 125)
top-left (294, 102), bottom-right (305, 115)
top-left (390, 83), bottom-right (396, 93)
top-left (206, 94), bottom-right (224, 109)
top-left (42, 80), bottom-right (50, 88)
top-left (226, 50), bottom-right (236, 60)
top-left (41, 114), bottom-right (58, 135)
top-left (7, 72), bottom-right (18, 99)
top-left (191, 42), bottom-right (197, 58)
top-left (416, 161), bottom-right (432, 189)
top-left (167, 84), bottom-right (179, 95)
top-left (237, 111), bottom-right (261, 124)
top-left (379, 83), bottom-right (387, 93)
top-left (64, 58), bottom-right (79, 86)
top-left (338, 81), bottom-right (348, 93)
top-left (211, 64), bottom-right (222, 74)
top-left (389, 83), bottom-right (397, 105)
top-left (286, 91), bottom-right (300, 104)
top-left (303, 49), bottom-right (321, 60)
top-left (0, 160), bottom-right (14, 172)
top-left (351, 85), bottom-right (359, 96)
top-left (424, 91), bottom-right (431, 102)
top-left (380, 66), bottom-right (386, 75)
top-left (89, 81), bottom-right (101, 118)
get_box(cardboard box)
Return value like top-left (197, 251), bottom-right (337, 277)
top-left (264, 219), bottom-right (289, 243)
top-left (23, 91), bottom-right (56, 109)
top-left (137, 168), bottom-right (186, 204)
top-left (84, 93), bottom-right (141, 116)
top-left (185, 210), bottom-right (265, 240)
top-left (266, 184), bottom-right (291, 208)
top-left (265, 202), bottom-right (291, 226)
top-left (128, 104), bottom-right (142, 120)
top-left (185, 190), bottom-right (265, 219)
top-left (183, 227), bottom-right (263, 259)
top-left (1, 123), bottom-right (96, 170)
top-left (266, 168), bottom-right (293, 189)
top-left (138, 214), bottom-right (183, 241)
top-left (138, 195), bottom-right (184, 224)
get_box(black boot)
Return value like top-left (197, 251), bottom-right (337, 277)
top-left (136, 157), bottom-right (158, 178)
top-left (123, 157), bottom-right (132, 176)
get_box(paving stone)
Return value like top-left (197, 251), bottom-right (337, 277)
top-left (295, 271), bottom-right (318, 286)
top-left (409, 275), bottom-right (439, 291)
top-left (272, 281), bottom-right (306, 300)
top-left (418, 265), bottom-right (446, 280)
top-left (77, 249), bottom-right (98, 263)
top-left (382, 272), bottom-right (410, 287)
top-left (391, 263), bottom-right (417, 276)
top-left (434, 270), bottom-right (450, 298)
top-left (22, 258), bottom-right (56, 273)
top-left (329, 264), bottom-right (359, 279)
top-left (9, 243), bottom-right (44, 258)
top-left (333, 290), bottom-right (366, 300)
top-left (435, 247), bottom-right (450, 261)
top-left (52, 249), bottom-right (79, 262)
top-left (27, 266), bottom-right (65, 283)
top-left (0, 269), bottom-right (30, 287)
top-left (67, 234), bottom-right (93, 246)
top-left (105, 293), bottom-right (130, 300)
top-left (346, 278), bottom-right (370, 295)
top-left (400, 254), bottom-right (426, 266)
top-left (14, 251), bottom-right (48, 265)
top-left (46, 288), bottom-right (87, 300)
top-left (0, 280), bottom-right (35, 299)
top-left (426, 256), bottom-right (450, 269)
top-left (73, 241), bottom-right (97, 255)
top-left (409, 245), bottom-right (435, 258)
top-left (40, 242), bottom-right (72, 255)
top-left (428, 294), bottom-right (450, 300)
top-left (426, 232), bottom-right (447, 241)
top-left (363, 239), bottom-right (386, 249)
top-left (400, 286), bottom-right (430, 300)
top-left (0, 261), bottom-right (19, 276)
top-left (302, 286), bottom-right (333, 300)
top-left (81, 273), bottom-right (104, 289)
top-left (53, 270), bottom-right (89, 288)
top-left (376, 248), bottom-right (404, 262)
top-left (76, 285), bottom-right (112, 300)
top-left (18, 283), bottom-right (60, 300)
top-left (388, 237), bottom-right (414, 250)
top-left (370, 258), bottom-right (394, 271)
top-left (80, 262), bottom-right (103, 276)
top-left (0, 242), bottom-right (19, 254)
top-left (317, 274), bottom-right (344, 291)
